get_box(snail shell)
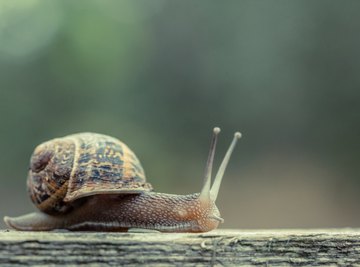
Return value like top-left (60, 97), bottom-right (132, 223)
top-left (27, 133), bottom-right (152, 215)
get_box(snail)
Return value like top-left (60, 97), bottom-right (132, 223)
top-left (4, 127), bottom-right (241, 232)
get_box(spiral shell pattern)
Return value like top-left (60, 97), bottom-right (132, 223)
top-left (27, 133), bottom-right (152, 214)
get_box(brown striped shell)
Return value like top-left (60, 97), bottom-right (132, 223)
top-left (27, 133), bottom-right (152, 215)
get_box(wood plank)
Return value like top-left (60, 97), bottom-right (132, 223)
top-left (1, 229), bottom-right (360, 266)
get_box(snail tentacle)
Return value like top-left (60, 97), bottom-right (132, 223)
top-left (210, 132), bottom-right (241, 201)
top-left (199, 127), bottom-right (220, 202)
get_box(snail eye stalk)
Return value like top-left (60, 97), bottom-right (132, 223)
top-left (200, 127), bottom-right (220, 201)
top-left (210, 132), bottom-right (241, 201)
top-left (199, 128), bottom-right (241, 202)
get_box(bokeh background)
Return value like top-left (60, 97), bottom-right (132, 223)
top-left (0, 0), bottom-right (359, 229)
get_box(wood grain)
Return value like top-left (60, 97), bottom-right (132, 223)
top-left (1, 229), bottom-right (360, 266)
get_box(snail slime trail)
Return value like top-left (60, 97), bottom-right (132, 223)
top-left (4, 128), bottom-right (241, 232)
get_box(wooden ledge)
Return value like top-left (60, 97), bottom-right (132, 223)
top-left (1, 229), bottom-right (360, 266)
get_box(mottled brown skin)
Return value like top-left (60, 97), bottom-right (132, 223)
top-left (4, 192), bottom-right (220, 232)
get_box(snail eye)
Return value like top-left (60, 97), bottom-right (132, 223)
top-left (31, 150), bottom-right (53, 173)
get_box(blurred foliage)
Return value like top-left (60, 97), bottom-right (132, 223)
top-left (0, 0), bottom-right (359, 228)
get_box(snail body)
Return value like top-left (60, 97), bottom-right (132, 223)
top-left (4, 128), bottom-right (241, 233)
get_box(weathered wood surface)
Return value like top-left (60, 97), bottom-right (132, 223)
top-left (1, 229), bottom-right (360, 266)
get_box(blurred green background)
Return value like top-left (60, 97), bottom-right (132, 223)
top-left (0, 0), bottom-right (359, 229)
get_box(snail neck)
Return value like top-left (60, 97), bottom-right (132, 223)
top-left (3, 192), bottom-right (221, 233)
top-left (66, 192), bottom-right (221, 233)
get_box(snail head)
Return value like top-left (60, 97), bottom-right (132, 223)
top-left (194, 127), bottom-right (241, 232)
